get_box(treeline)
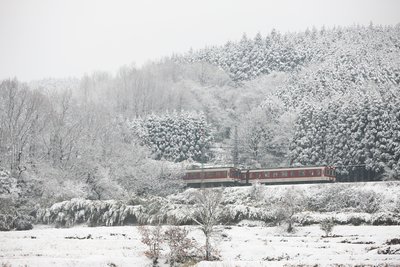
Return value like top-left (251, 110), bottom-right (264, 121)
top-left (290, 88), bottom-right (400, 180)
top-left (179, 24), bottom-right (400, 84)
top-left (0, 79), bottom-right (194, 209)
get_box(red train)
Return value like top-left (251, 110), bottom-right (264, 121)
top-left (183, 166), bottom-right (336, 187)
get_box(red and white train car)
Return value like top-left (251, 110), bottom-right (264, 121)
top-left (240, 166), bottom-right (336, 184)
top-left (183, 167), bottom-right (241, 187)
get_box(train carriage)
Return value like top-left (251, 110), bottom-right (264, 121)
top-left (183, 167), bottom-right (241, 187)
top-left (240, 166), bottom-right (336, 184)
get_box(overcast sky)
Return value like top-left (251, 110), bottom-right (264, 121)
top-left (0, 0), bottom-right (399, 81)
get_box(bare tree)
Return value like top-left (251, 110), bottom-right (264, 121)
top-left (164, 225), bottom-right (197, 266)
top-left (237, 107), bottom-right (271, 165)
top-left (276, 188), bottom-right (306, 233)
top-left (44, 90), bottom-right (85, 168)
top-left (191, 188), bottom-right (223, 261)
top-left (0, 79), bottom-right (43, 177)
top-left (138, 225), bottom-right (164, 266)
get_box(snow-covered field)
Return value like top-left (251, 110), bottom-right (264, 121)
top-left (1, 224), bottom-right (400, 267)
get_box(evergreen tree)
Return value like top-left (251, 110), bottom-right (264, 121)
top-left (131, 112), bottom-right (213, 163)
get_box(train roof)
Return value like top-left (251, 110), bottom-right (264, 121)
top-left (241, 165), bottom-right (335, 172)
top-left (185, 165), bottom-right (335, 172)
top-left (186, 166), bottom-right (238, 171)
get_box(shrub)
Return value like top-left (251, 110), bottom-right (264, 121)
top-left (320, 218), bottom-right (335, 237)
top-left (371, 212), bottom-right (400, 225)
top-left (0, 213), bottom-right (33, 231)
top-left (348, 216), bottom-right (366, 226)
top-left (14, 215), bottom-right (33, 231)
top-left (35, 198), bottom-right (143, 227)
top-left (164, 226), bottom-right (198, 266)
top-left (307, 185), bottom-right (382, 213)
top-left (0, 214), bottom-right (14, 231)
top-left (276, 188), bottom-right (306, 233)
top-left (138, 225), bottom-right (164, 266)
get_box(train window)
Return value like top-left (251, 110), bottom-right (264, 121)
top-left (290, 171), bottom-right (295, 177)
top-left (280, 171), bottom-right (288, 177)
top-left (272, 172), bottom-right (278, 177)
top-left (264, 171), bottom-right (270, 177)
top-left (316, 170), bottom-right (321, 176)
top-left (299, 170), bottom-right (305, 176)
top-left (310, 171), bottom-right (314, 176)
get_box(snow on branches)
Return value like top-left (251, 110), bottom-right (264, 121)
top-left (131, 111), bottom-right (213, 163)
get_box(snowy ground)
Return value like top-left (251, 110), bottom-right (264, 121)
top-left (1, 224), bottom-right (400, 267)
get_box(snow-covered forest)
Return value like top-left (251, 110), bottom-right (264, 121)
top-left (1, 23), bottom-right (400, 266)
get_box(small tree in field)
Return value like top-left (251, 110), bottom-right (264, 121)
top-left (191, 188), bottom-right (223, 261)
top-left (138, 225), bottom-right (164, 266)
top-left (276, 188), bottom-right (306, 233)
top-left (164, 226), bottom-right (198, 266)
top-left (320, 218), bottom-right (335, 237)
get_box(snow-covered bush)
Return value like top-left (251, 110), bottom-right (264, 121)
top-left (275, 188), bottom-right (306, 232)
top-left (36, 198), bottom-right (143, 227)
top-left (138, 225), bottom-right (164, 266)
top-left (320, 217), bottom-right (335, 237)
top-left (0, 214), bottom-right (14, 231)
top-left (371, 212), bottom-right (400, 225)
top-left (307, 184), bottom-right (381, 213)
top-left (0, 169), bottom-right (34, 231)
top-left (0, 169), bottom-right (19, 198)
top-left (13, 214), bottom-right (33, 231)
top-left (164, 226), bottom-right (198, 265)
top-left (0, 208), bottom-right (33, 231)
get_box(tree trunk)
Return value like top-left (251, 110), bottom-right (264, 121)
top-left (205, 234), bottom-right (210, 260)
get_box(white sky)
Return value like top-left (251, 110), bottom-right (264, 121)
top-left (0, 0), bottom-right (399, 81)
